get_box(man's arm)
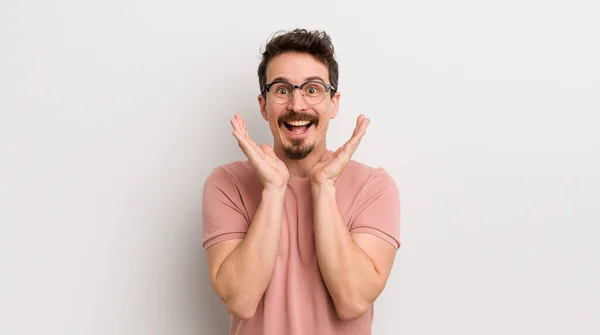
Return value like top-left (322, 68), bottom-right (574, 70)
top-left (312, 183), bottom-right (397, 321)
top-left (205, 114), bottom-right (290, 320)
top-left (206, 186), bottom-right (286, 320)
top-left (307, 114), bottom-right (399, 320)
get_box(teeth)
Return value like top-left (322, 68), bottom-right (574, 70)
top-left (285, 120), bottom-right (311, 126)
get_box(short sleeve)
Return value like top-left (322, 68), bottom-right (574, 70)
top-left (350, 168), bottom-right (401, 249)
top-left (201, 167), bottom-right (250, 250)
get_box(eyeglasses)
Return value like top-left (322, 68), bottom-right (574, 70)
top-left (262, 80), bottom-right (336, 105)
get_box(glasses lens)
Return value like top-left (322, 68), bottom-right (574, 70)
top-left (267, 81), bottom-right (329, 104)
top-left (302, 82), bottom-right (327, 104)
top-left (268, 82), bottom-right (294, 104)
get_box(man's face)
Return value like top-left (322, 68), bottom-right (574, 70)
top-left (258, 52), bottom-right (340, 160)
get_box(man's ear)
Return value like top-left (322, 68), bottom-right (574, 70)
top-left (258, 94), bottom-right (268, 121)
top-left (329, 91), bottom-right (340, 119)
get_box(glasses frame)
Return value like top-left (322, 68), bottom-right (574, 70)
top-left (262, 80), bottom-right (337, 105)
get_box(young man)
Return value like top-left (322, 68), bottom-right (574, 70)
top-left (202, 29), bottom-right (401, 335)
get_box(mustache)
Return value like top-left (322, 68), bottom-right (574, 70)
top-left (278, 113), bottom-right (320, 126)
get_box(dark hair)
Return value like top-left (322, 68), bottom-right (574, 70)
top-left (258, 29), bottom-right (339, 98)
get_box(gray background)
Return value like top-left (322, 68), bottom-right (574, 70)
top-left (1, 0), bottom-right (599, 334)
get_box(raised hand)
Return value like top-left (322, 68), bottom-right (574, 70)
top-left (309, 114), bottom-right (370, 187)
top-left (231, 114), bottom-right (290, 190)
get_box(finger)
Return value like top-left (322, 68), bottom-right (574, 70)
top-left (232, 130), bottom-right (249, 153)
top-left (262, 144), bottom-right (284, 167)
top-left (355, 114), bottom-right (368, 133)
top-left (233, 130), bottom-right (261, 161)
top-left (349, 116), bottom-right (369, 146)
top-left (233, 129), bottom-right (251, 150)
top-left (319, 147), bottom-right (342, 163)
top-left (333, 142), bottom-right (351, 160)
top-left (338, 117), bottom-right (369, 161)
top-left (235, 115), bottom-right (257, 148)
top-left (321, 150), bottom-right (335, 162)
top-left (348, 115), bottom-right (364, 139)
top-left (356, 114), bottom-right (364, 128)
top-left (238, 115), bottom-right (250, 138)
top-left (260, 143), bottom-right (276, 157)
top-left (231, 116), bottom-right (246, 138)
top-left (232, 115), bottom-right (245, 137)
top-left (230, 117), bottom-right (238, 131)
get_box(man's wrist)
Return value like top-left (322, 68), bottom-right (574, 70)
top-left (262, 186), bottom-right (287, 198)
top-left (311, 182), bottom-right (336, 196)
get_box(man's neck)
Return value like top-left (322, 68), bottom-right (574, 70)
top-left (276, 144), bottom-right (328, 180)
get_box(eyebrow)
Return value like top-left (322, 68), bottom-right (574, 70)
top-left (269, 76), bottom-right (328, 84)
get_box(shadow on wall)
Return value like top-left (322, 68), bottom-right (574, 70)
top-left (197, 256), bottom-right (230, 334)
top-left (173, 77), bottom-right (263, 334)
top-left (192, 109), bottom-right (245, 335)
top-left (166, 205), bottom-right (230, 334)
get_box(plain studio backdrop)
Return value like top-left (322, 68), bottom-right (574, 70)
top-left (1, 0), bottom-right (599, 334)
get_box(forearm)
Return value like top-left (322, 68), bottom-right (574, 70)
top-left (312, 184), bottom-right (382, 320)
top-left (214, 187), bottom-right (286, 318)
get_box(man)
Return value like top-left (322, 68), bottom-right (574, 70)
top-left (202, 29), bottom-right (400, 335)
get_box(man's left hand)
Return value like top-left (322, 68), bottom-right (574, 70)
top-left (309, 114), bottom-right (370, 187)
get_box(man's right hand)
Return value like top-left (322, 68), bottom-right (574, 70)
top-left (231, 114), bottom-right (289, 190)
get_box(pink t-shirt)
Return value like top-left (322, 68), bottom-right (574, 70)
top-left (202, 159), bottom-right (401, 335)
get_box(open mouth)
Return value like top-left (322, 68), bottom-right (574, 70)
top-left (283, 120), bottom-right (314, 135)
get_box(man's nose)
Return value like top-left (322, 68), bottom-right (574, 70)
top-left (288, 88), bottom-right (308, 112)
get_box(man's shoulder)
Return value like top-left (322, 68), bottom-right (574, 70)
top-left (215, 160), bottom-right (254, 177)
top-left (342, 160), bottom-right (394, 184)
top-left (334, 160), bottom-right (398, 218)
top-left (205, 160), bottom-right (259, 189)
top-left (335, 160), bottom-right (394, 200)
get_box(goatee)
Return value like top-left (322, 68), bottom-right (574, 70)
top-left (284, 139), bottom-right (314, 160)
